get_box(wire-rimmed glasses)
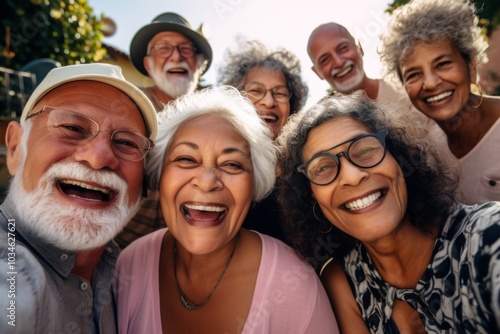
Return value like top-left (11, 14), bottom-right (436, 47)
top-left (241, 83), bottom-right (292, 103)
top-left (26, 106), bottom-right (154, 161)
top-left (148, 42), bottom-right (197, 59)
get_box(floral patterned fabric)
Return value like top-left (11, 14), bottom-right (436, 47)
top-left (343, 202), bottom-right (500, 333)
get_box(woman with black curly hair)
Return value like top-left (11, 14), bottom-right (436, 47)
top-left (277, 92), bottom-right (500, 333)
top-left (217, 38), bottom-right (308, 241)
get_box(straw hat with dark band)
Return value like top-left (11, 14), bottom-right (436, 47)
top-left (129, 12), bottom-right (212, 76)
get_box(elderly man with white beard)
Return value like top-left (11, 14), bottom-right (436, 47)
top-left (0, 63), bottom-right (157, 333)
top-left (128, 12), bottom-right (212, 112)
top-left (115, 12), bottom-right (212, 248)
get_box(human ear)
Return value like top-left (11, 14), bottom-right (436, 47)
top-left (5, 121), bottom-right (23, 175)
top-left (312, 65), bottom-right (325, 80)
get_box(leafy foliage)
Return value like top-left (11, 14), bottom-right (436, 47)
top-left (0, 0), bottom-right (106, 70)
top-left (386, 0), bottom-right (500, 37)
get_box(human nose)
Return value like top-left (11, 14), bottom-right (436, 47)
top-left (331, 52), bottom-right (345, 68)
top-left (74, 131), bottom-right (120, 170)
top-left (168, 45), bottom-right (182, 61)
top-left (422, 70), bottom-right (442, 90)
top-left (258, 89), bottom-right (276, 106)
top-left (336, 156), bottom-right (369, 187)
top-left (193, 166), bottom-right (224, 192)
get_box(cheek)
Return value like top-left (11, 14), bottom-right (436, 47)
top-left (123, 164), bottom-right (145, 202)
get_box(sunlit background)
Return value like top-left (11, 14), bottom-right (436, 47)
top-left (89, 0), bottom-right (392, 109)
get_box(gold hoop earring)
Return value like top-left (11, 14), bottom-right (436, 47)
top-left (313, 201), bottom-right (332, 234)
top-left (471, 82), bottom-right (483, 109)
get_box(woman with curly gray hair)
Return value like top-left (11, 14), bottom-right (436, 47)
top-left (380, 0), bottom-right (500, 204)
top-left (217, 38), bottom-right (308, 242)
top-left (277, 92), bottom-right (500, 333)
top-left (217, 38), bottom-right (308, 140)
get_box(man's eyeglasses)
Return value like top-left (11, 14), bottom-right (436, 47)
top-left (297, 130), bottom-right (388, 185)
top-left (148, 42), bottom-right (197, 59)
top-left (26, 106), bottom-right (154, 161)
top-left (241, 84), bottom-right (291, 103)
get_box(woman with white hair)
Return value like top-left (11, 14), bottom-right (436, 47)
top-left (113, 86), bottom-right (338, 333)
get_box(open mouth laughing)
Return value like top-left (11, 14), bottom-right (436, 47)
top-left (334, 65), bottom-right (353, 78)
top-left (260, 114), bottom-right (278, 124)
top-left (182, 203), bottom-right (227, 226)
top-left (166, 67), bottom-right (188, 75)
top-left (58, 179), bottom-right (113, 202)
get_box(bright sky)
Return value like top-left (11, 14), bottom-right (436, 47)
top-left (89, 0), bottom-right (393, 109)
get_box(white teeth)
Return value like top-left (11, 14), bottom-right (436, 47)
top-left (184, 204), bottom-right (225, 212)
top-left (261, 115), bottom-right (277, 122)
top-left (425, 91), bottom-right (452, 103)
top-left (335, 66), bottom-right (352, 78)
top-left (345, 191), bottom-right (381, 210)
top-left (60, 180), bottom-right (110, 194)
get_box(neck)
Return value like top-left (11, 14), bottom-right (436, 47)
top-left (152, 86), bottom-right (175, 104)
top-left (363, 222), bottom-right (438, 288)
top-left (71, 246), bottom-right (106, 282)
top-left (363, 77), bottom-right (379, 100)
top-left (437, 94), bottom-right (494, 158)
top-left (349, 76), bottom-right (379, 100)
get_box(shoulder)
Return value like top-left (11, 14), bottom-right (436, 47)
top-left (445, 202), bottom-right (500, 263)
top-left (452, 202), bottom-right (500, 234)
top-left (256, 232), bottom-right (326, 302)
top-left (0, 234), bottom-right (49, 332)
top-left (116, 229), bottom-right (166, 273)
top-left (251, 233), bottom-right (339, 333)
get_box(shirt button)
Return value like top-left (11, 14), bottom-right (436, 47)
top-left (489, 180), bottom-right (497, 187)
top-left (60, 253), bottom-right (69, 261)
top-left (106, 246), bottom-right (113, 254)
top-left (80, 282), bottom-right (89, 291)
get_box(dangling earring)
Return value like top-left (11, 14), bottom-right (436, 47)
top-left (313, 201), bottom-right (332, 234)
top-left (470, 82), bottom-right (483, 109)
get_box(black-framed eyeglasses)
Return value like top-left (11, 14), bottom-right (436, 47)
top-left (241, 83), bottom-right (292, 103)
top-left (297, 130), bottom-right (388, 185)
top-left (148, 42), bottom-right (197, 59)
top-left (26, 106), bottom-right (154, 161)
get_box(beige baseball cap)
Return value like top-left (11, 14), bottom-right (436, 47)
top-left (21, 63), bottom-right (158, 140)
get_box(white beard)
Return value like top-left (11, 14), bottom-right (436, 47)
top-left (147, 58), bottom-right (201, 98)
top-left (330, 59), bottom-right (365, 94)
top-left (7, 161), bottom-right (141, 251)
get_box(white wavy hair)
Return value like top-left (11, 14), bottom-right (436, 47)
top-left (147, 86), bottom-right (277, 202)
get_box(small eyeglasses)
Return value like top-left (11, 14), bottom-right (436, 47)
top-left (149, 42), bottom-right (196, 59)
top-left (242, 83), bottom-right (291, 103)
top-left (26, 106), bottom-right (154, 161)
top-left (297, 130), bottom-right (388, 185)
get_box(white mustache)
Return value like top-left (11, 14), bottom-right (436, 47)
top-left (44, 161), bottom-right (127, 195)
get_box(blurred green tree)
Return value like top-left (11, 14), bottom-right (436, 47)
top-left (386, 0), bottom-right (500, 37)
top-left (0, 0), bottom-right (106, 70)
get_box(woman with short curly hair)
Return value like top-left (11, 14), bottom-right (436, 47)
top-left (380, 0), bottom-right (500, 204)
top-left (217, 38), bottom-right (308, 139)
top-left (217, 38), bottom-right (308, 242)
